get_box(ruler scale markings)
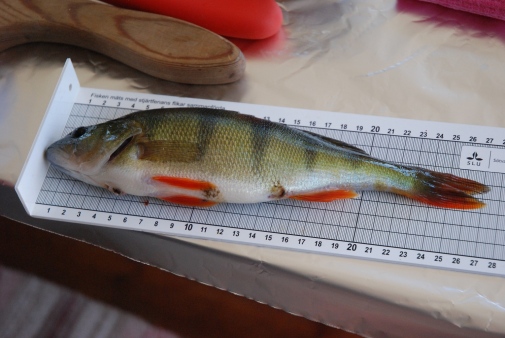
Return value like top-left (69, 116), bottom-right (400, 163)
top-left (26, 90), bottom-right (505, 276)
top-left (366, 133), bottom-right (387, 246)
top-left (352, 133), bottom-right (376, 242)
top-left (380, 131), bottom-right (395, 251)
top-left (41, 192), bottom-right (496, 220)
top-left (494, 174), bottom-right (505, 259)
top-left (42, 197), bottom-right (498, 251)
top-left (476, 173), bottom-right (488, 259)
top-left (38, 177), bottom-right (505, 217)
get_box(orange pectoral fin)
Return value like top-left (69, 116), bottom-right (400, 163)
top-left (153, 176), bottom-right (216, 191)
top-left (290, 190), bottom-right (358, 202)
top-left (159, 195), bottom-right (217, 207)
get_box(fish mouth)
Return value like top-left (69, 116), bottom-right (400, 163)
top-left (46, 156), bottom-right (100, 187)
top-left (46, 144), bottom-right (105, 188)
top-left (45, 145), bottom-right (78, 175)
top-left (45, 155), bottom-right (77, 178)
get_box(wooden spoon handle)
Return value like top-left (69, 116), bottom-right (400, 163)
top-left (0, 0), bottom-right (245, 84)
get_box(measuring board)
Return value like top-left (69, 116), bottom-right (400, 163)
top-left (16, 60), bottom-right (505, 277)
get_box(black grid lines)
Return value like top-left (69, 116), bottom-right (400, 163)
top-left (36, 104), bottom-right (505, 261)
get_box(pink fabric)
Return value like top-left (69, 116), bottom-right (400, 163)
top-left (420, 0), bottom-right (505, 20)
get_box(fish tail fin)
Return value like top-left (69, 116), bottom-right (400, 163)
top-left (395, 168), bottom-right (490, 210)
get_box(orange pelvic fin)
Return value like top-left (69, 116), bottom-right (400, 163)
top-left (159, 195), bottom-right (217, 207)
top-left (290, 190), bottom-right (358, 202)
top-left (153, 176), bottom-right (216, 191)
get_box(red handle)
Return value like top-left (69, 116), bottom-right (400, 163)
top-left (103, 0), bottom-right (283, 40)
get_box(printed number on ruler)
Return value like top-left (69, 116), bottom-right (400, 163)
top-left (40, 204), bottom-right (503, 276)
top-left (88, 95), bottom-right (503, 145)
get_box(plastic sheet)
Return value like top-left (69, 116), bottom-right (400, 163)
top-left (1, 1), bottom-right (504, 336)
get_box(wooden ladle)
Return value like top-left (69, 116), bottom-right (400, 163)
top-left (0, 0), bottom-right (245, 84)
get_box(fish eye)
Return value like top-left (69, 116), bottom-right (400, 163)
top-left (70, 127), bottom-right (87, 138)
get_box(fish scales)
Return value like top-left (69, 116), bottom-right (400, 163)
top-left (46, 108), bottom-right (490, 209)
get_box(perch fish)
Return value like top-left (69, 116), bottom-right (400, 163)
top-left (46, 108), bottom-right (490, 209)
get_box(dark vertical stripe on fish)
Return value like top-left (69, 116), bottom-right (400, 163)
top-left (234, 112), bottom-right (275, 175)
top-left (196, 110), bottom-right (219, 161)
top-left (304, 147), bottom-right (318, 171)
top-left (251, 121), bottom-right (271, 175)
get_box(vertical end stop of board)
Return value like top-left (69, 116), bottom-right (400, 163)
top-left (15, 59), bottom-right (81, 215)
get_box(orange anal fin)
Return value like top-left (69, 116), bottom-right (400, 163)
top-left (290, 190), bottom-right (358, 202)
top-left (153, 176), bottom-right (216, 191)
top-left (159, 195), bottom-right (217, 207)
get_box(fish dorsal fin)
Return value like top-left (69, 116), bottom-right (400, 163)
top-left (300, 130), bottom-right (368, 155)
top-left (137, 140), bottom-right (200, 163)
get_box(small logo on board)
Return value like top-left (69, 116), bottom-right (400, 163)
top-left (466, 152), bottom-right (483, 166)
